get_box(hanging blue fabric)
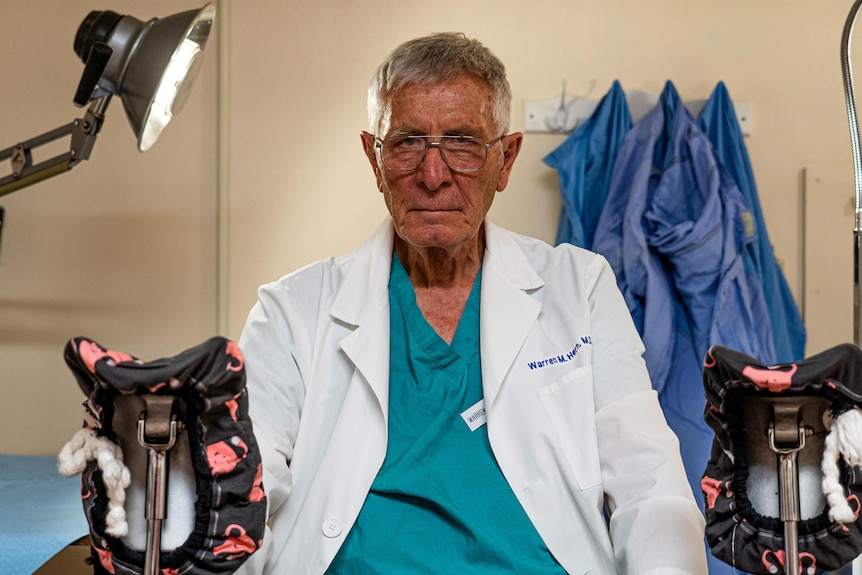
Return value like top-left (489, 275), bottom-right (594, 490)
top-left (593, 79), bottom-right (776, 393)
top-left (592, 81), bottom-right (775, 575)
top-left (698, 82), bottom-right (806, 362)
top-left (543, 80), bottom-right (632, 249)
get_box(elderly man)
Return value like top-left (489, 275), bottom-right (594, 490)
top-left (238, 32), bottom-right (707, 574)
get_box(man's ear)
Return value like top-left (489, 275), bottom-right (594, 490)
top-left (360, 132), bottom-right (378, 170)
top-left (359, 131), bottom-right (383, 192)
top-left (360, 131), bottom-right (385, 190)
top-left (496, 132), bottom-right (524, 192)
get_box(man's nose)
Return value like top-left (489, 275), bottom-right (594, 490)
top-left (416, 145), bottom-right (452, 189)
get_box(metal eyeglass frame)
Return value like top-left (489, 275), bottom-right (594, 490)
top-left (374, 134), bottom-right (504, 173)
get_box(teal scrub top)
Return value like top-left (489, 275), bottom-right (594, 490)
top-left (325, 255), bottom-right (564, 574)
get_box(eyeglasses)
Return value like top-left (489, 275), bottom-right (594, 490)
top-left (375, 134), bottom-right (504, 173)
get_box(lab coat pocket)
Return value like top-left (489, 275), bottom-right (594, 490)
top-left (536, 365), bottom-right (601, 490)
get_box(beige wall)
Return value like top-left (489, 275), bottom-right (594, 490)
top-left (1, 0), bottom-right (856, 454)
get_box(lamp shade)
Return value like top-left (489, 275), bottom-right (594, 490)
top-left (74, 4), bottom-right (216, 151)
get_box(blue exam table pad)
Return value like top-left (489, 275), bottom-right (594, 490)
top-left (0, 454), bottom-right (88, 575)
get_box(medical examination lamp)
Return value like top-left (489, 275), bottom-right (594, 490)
top-left (0, 3), bottom-right (216, 198)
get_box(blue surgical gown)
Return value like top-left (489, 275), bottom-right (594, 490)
top-left (698, 81), bottom-right (806, 362)
top-left (543, 80), bottom-right (633, 249)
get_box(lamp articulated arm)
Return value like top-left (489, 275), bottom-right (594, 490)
top-left (0, 96), bottom-right (110, 199)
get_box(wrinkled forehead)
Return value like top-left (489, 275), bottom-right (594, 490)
top-left (379, 76), bottom-right (497, 137)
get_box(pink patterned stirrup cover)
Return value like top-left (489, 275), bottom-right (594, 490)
top-left (63, 336), bottom-right (267, 575)
top-left (702, 344), bottom-right (862, 575)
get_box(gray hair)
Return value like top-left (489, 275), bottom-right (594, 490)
top-left (367, 32), bottom-right (511, 137)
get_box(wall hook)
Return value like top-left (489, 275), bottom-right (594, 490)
top-left (546, 78), bottom-right (568, 132)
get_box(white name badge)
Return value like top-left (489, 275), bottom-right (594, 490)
top-left (460, 399), bottom-right (487, 432)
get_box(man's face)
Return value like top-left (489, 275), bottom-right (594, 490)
top-left (362, 75), bottom-right (521, 255)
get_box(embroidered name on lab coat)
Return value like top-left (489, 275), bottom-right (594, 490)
top-left (526, 336), bottom-right (592, 370)
top-left (460, 399), bottom-right (486, 431)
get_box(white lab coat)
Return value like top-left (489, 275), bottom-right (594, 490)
top-left (237, 218), bottom-right (707, 575)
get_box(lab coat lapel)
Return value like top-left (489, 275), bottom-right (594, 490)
top-left (327, 219), bottom-right (545, 415)
top-left (330, 220), bottom-right (394, 419)
top-left (480, 221), bottom-right (543, 408)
